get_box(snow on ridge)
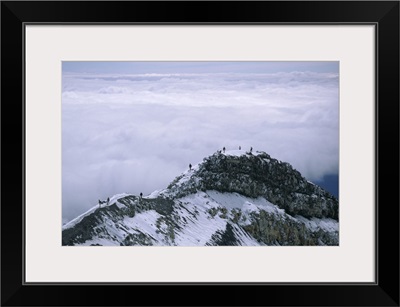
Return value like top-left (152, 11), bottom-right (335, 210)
top-left (62, 205), bottom-right (99, 230)
top-left (205, 190), bottom-right (285, 216)
top-left (222, 149), bottom-right (263, 157)
top-left (179, 190), bottom-right (286, 218)
top-left (109, 193), bottom-right (130, 204)
top-left (295, 215), bottom-right (338, 232)
top-left (147, 189), bottom-right (165, 198)
top-left (62, 192), bottom-right (131, 230)
top-left (222, 149), bottom-right (245, 157)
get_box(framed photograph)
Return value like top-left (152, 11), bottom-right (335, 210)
top-left (1, 1), bottom-right (399, 306)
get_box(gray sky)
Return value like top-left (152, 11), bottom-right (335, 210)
top-left (62, 62), bottom-right (339, 224)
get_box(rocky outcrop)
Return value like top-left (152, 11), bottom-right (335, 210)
top-left (62, 150), bottom-right (339, 246)
top-left (167, 151), bottom-right (338, 220)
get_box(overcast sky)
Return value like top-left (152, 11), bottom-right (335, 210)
top-left (62, 61), bottom-right (339, 224)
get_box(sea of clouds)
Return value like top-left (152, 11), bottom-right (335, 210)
top-left (62, 71), bottom-right (339, 223)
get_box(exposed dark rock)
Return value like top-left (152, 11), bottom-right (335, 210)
top-left (206, 223), bottom-right (239, 246)
top-left (167, 151), bottom-right (338, 220)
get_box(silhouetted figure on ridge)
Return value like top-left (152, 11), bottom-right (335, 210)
top-left (189, 163), bottom-right (192, 170)
top-left (223, 147), bottom-right (226, 153)
top-left (107, 197), bottom-right (110, 205)
top-left (250, 147), bottom-right (253, 153)
top-left (239, 146), bottom-right (241, 150)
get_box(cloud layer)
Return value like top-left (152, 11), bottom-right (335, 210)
top-left (62, 67), bottom-right (339, 223)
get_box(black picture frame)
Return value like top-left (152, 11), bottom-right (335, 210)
top-left (1, 1), bottom-right (399, 306)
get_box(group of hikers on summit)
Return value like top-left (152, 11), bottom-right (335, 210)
top-left (219, 146), bottom-right (252, 154)
top-left (188, 146), bottom-right (253, 171)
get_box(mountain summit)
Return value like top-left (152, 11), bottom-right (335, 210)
top-left (62, 150), bottom-right (339, 246)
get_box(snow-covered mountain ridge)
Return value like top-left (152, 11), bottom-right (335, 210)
top-left (62, 150), bottom-right (339, 246)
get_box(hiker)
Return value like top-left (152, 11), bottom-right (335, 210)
top-left (223, 147), bottom-right (225, 153)
top-left (250, 147), bottom-right (253, 152)
top-left (107, 197), bottom-right (110, 205)
top-left (140, 192), bottom-right (143, 199)
top-left (189, 163), bottom-right (192, 170)
top-left (239, 146), bottom-right (241, 150)
top-left (98, 199), bottom-right (101, 208)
